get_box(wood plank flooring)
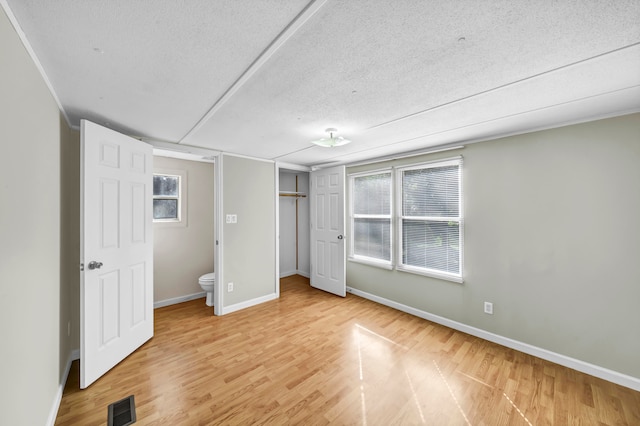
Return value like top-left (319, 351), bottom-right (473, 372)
top-left (55, 275), bottom-right (640, 425)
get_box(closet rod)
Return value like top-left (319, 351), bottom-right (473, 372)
top-left (279, 193), bottom-right (307, 198)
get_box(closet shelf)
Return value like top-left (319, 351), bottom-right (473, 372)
top-left (279, 191), bottom-right (307, 198)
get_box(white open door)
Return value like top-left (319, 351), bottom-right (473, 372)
top-left (310, 165), bottom-right (346, 296)
top-left (80, 120), bottom-right (154, 388)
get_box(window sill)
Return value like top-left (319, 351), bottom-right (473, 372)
top-left (348, 256), bottom-right (393, 270)
top-left (396, 265), bottom-right (464, 284)
top-left (153, 219), bottom-right (186, 228)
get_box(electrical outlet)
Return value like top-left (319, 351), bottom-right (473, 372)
top-left (228, 282), bottom-right (234, 292)
top-left (484, 301), bottom-right (493, 315)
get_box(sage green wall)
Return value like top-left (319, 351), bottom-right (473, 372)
top-left (0, 7), bottom-right (67, 425)
top-left (347, 113), bottom-right (640, 379)
top-left (153, 156), bottom-right (215, 303)
top-left (60, 125), bottom-right (80, 355)
top-left (221, 154), bottom-right (276, 306)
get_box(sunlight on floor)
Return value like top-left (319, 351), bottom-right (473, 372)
top-left (354, 322), bottom-right (478, 425)
top-left (502, 392), bottom-right (534, 426)
top-left (351, 322), bottom-right (537, 425)
top-left (354, 323), bottom-right (409, 350)
top-left (433, 360), bottom-right (472, 425)
top-left (355, 324), bottom-right (368, 426)
top-left (405, 370), bottom-right (426, 423)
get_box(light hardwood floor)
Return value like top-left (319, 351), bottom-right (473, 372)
top-left (56, 275), bottom-right (640, 425)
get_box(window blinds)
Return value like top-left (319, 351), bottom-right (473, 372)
top-left (352, 172), bottom-right (392, 262)
top-left (400, 160), bottom-right (461, 276)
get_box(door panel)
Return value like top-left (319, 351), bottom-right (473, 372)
top-left (330, 242), bottom-right (339, 280)
top-left (316, 240), bottom-right (325, 277)
top-left (330, 193), bottom-right (339, 230)
top-left (81, 120), bottom-right (154, 388)
top-left (100, 179), bottom-right (120, 248)
top-left (310, 166), bottom-right (345, 297)
top-left (130, 263), bottom-right (146, 325)
top-left (99, 271), bottom-right (120, 345)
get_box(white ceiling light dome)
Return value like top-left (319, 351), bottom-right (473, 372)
top-left (310, 128), bottom-right (351, 148)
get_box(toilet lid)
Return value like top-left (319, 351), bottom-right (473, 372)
top-left (200, 272), bottom-right (215, 282)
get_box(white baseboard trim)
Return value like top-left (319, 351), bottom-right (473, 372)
top-left (346, 286), bottom-right (640, 392)
top-left (46, 348), bottom-right (78, 426)
top-left (221, 293), bottom-right (278, 315)
top-left (154, 291), bottom-right (206, 309)
top-left (280, 270), bottom-right (310, 279)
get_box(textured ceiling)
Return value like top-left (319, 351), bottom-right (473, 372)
top-left (3, 0), bottom-right (640, 167)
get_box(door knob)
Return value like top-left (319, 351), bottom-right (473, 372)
top-left (88, 261), bottom-right (103, 270)
top-left (337, 235), bottom-right (344, 240)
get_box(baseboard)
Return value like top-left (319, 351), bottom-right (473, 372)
top-left (46, 348), bottom-right (78, 426)
top-left (280, 270), bottom-right (310, 279)
top-left (221, 293), bottom-right (278, 315)
top-left (346, 286), bottom-right (640, 392)
top-left (154, 291), bottom-right (206, 309)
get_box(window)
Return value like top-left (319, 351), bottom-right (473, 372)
top-left (348, 157), bottom-right (463, 282)
top-left (398, 158), bottom-right (462, 281)
top-left (350, 171), bottom-right (392, 266)
top-left (153, 174), bottom-right (181, 221)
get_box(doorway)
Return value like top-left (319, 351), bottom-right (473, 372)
top-left (278, 169), bottom-right (310, 280)
top-left (152, 154), bottom-right (215, 308)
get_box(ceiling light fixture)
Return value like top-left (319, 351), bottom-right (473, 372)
top-left (310, 128), bottom-right (351, 148)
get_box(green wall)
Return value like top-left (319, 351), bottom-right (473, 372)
top-left (221, 154), bottom-right (276, 308)
top-left (347, 113), bottom-right (640, 379)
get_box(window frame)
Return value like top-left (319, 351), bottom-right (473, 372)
top-left (348, 168), bottom-right (394, 269)
top-left (396, 157), bottom-right (463, 282)
top-left (347, 156), bottom-right (463, 283)
top-left (153, 172), bottom-right (184, 224)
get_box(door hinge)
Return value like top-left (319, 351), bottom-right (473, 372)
top-left (80, 263), bottom-right (84, 271)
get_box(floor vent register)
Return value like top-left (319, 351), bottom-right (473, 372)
top-left (107, 395), bottom-right (136, 426)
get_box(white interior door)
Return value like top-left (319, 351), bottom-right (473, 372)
top-left (80, 120), bottom-right (154, 388)
top-left (310, 165), bottom-right (346, 296)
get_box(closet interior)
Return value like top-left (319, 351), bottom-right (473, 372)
top-left (278, 170), bottom-right (310, 278)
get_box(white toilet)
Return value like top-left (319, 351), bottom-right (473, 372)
top-left (198, 273), bottom-right (215, 307)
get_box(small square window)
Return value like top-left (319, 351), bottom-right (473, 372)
top-left (153, 174), bottom-right (181, 221)
top-left (153, 199), bottom-right (178, 219)
top-left (153, 175), bottom-right (179, 197)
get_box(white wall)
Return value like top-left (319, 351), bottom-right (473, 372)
top-left (346, 113), bottom-right (640, 382)
top-left (0, 7), bottom-right (70, 425)
top-left (279, 170), bottom-right (310, 277)
top-left (153, 156), bottom-right (215, 305)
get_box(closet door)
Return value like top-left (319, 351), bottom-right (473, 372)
top-left (310, 165), bottom-right (346, 296)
